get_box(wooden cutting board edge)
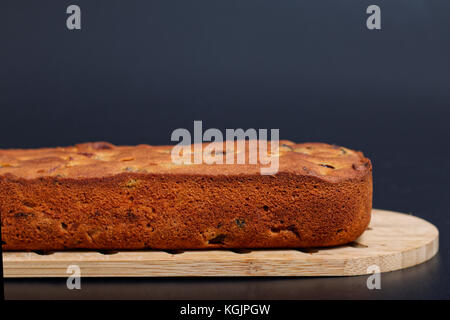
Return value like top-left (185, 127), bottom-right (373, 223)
top-left (2, 209), bottom-right (439, 277)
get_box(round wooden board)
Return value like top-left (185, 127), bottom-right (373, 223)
top-left (2, 209), bottom-right (439, 277)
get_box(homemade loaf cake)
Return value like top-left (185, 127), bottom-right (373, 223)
top-left (0, 141), bottom-right (372, 251)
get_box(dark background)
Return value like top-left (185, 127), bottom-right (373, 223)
top-left (1, 0), bottom-right (449, 299)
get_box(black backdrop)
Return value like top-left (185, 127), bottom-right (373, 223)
top-left (1, 0), bottom-right (450, 299)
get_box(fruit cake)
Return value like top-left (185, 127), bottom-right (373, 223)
top-left (0, 141), bottom-right (372, 251)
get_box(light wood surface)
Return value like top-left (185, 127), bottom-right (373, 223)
top-left (2, 209), bottom-right (439, 277)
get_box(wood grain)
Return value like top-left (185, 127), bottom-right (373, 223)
top-left (2, 209), bottom-right (439, 277)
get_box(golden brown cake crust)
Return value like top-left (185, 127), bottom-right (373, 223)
top-left (0, 141), bottom-right (372, 250)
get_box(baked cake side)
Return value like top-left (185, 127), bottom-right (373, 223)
top-left (0, 141), bottom-right (372, 250)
